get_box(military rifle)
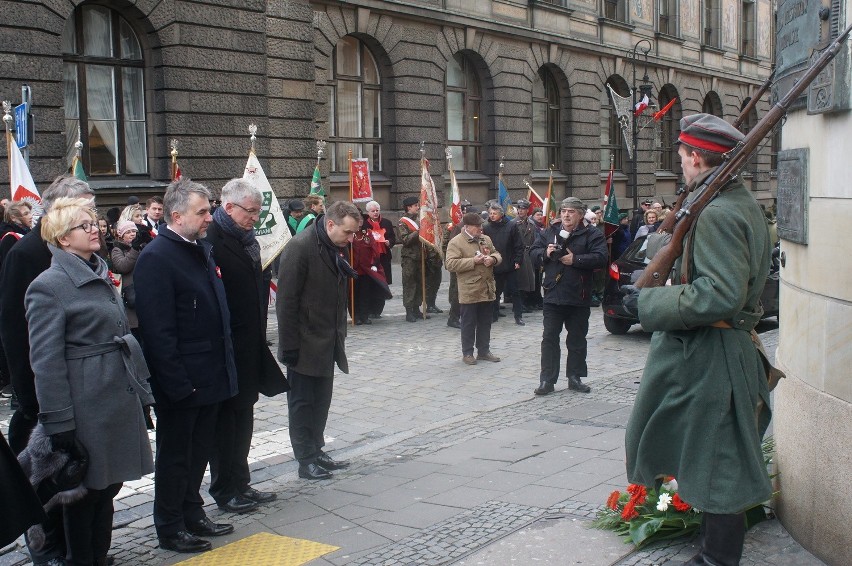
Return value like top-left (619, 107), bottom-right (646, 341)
top-left (637, 22), bottom-right (852, 289)
top-left (732, 69), bottom-right (775, 131)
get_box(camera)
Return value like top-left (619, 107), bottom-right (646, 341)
top-left (550, 229), bottom-right (571, 260)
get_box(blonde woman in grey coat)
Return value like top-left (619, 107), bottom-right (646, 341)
top-left (25, 197), bottom-right (153, 566)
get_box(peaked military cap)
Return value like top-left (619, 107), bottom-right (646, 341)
top-left (678, 113), bottom-right (744, 154)
top-left (515, 199), bottom-right (531, 209)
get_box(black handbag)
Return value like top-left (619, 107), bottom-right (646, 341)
top-left (122, 283), bottom-right (136, 309)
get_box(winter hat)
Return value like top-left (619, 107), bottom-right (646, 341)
top-left (116, 220), bottom-right (138, 238)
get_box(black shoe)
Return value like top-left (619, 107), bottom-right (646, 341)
top-left (426, 305), bottom-right (443, 313)
top-left (447, 318), bottom-right (461, 328)
top-left (240, 487), bottom-right (277, 503)
top-left (299, 462), bottom-right (332, 480)
top-left (406, 309), bottom-right (417, 322)
top-left (515, 317), bottom-right (525, 326)
top-left (187, 516), bottom-right (235, 536)
top-left (37, 559), bottom-right (66, 566)
top-left (159, 531), bottom-right (213, 553)
top-left (317, 451), bottom-right (350, 470)
top-left (498, 311), bottom-right (506, 317)
top-left (534, 381), bottom-right (554, 395)
top-left (217, 495), bottom-right (259, 514)
top-left (568, 375), bottom-right (591, 393)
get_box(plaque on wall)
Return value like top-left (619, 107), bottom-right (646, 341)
top-left (630, 0), bottom-right (653, 24)
top-left (776, 148), bottom-right (809, 245)
top-left (775, 0), bottom-right (850, 112)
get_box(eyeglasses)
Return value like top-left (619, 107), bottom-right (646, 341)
top-left (232, 203), bottom-right (261, 217)
top-left (70, 221), bottom-right (98, 233)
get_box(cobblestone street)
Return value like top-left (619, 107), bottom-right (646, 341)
top-left (1, 265), bottom-right (822, 566)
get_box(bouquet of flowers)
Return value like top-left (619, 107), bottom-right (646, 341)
top-left (592, 438), bottom-right (776, 548)
top-left (591, 477), bottom-right (702, 548)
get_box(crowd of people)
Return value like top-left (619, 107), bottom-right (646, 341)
top-left (0, 111), bottom-right (775, 566)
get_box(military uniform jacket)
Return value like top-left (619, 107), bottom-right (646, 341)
top-left (625, 173), bottom-right (772, 514)
top-left (444, 232), bottom-right (502, 304)
top-left (514, 218), bottom-right (537, 292)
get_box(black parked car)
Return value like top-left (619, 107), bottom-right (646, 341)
top-left (601, 235), bottom-right (780, 334)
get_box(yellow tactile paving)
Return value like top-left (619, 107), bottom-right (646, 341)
top-left (176, 532), bottom-right (339, 566)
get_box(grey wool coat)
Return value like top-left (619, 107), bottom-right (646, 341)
top-left (277, 218), bottom-right (349, 378)
top-left (25, 246), bottom-right (154, 490)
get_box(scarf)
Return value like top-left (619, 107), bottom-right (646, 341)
top-left (316, 215), bottom-right (357, 279)
top-left (214, 206), bottom-right (261, 265)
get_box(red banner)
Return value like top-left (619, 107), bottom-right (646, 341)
top-left (350, 158), bottom-right (373, 203)
top-left (419, 158), bottom-right (442, 254)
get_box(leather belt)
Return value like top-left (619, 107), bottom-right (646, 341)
top-left (710, 320), bottom-right (733, 329)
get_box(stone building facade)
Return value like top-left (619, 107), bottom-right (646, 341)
top-left (0, 0), bottom-right (775, 211)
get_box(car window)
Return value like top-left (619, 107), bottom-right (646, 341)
top-left (622, 235), bottom-right (649, 264)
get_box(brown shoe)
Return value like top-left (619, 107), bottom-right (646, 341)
top-left (477, 351), bottom-right (501, 363)
top-left (463, 355), bottom-right (477, 365)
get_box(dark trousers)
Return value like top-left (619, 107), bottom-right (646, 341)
top-left (287, 369), bottom-right (334, 465)
top-left (448, 272), bottom-right (460, 321)
top-left (693, 512), bottom-right (746, 566)
top-left (460, 301), bottom-right (493, 356)
top-left (209, 400), bottom-right (254, 505)
top-left (153, 403), bottom-right (219, 538)
top-left (493, 271), bottom-right (522, 319)
top-left (540, 303), bottom-right (590, 383)
top-left (63, 483), bottom-right (121, 566)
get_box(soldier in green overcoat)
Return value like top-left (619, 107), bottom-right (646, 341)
top-left (623, 114), bottom-right (772, 566)
top-left (399, 196), bottom-right (442, 322)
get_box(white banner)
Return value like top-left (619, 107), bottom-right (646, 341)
top-left (243, 151), bottom-right (291, 269)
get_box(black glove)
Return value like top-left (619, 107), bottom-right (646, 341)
top-left (50, 429), bottom-right (76, 452)
top-left (279, 349), bottom-right (299, 367)
top-left (132, 225), bottom-right (153, 251)
top-left (622, 285), bottom-right (641, 318)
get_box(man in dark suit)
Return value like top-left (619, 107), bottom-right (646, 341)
top-left (143, 195), bottom-right (165, 235)
top-left (277, 200), bottom-right (360, 480)
top-left (135, 178), bottom-right (239, 554)
top-left (204, 179), bottom-right (288, 514)
top-left (0, 176), bottom-right (93, 566)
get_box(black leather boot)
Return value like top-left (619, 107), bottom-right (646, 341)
top-left (697, 513), bottom-right (745, 566)
top-left (405, 307), bottom-right (417, 322)
top-left (567, 375), bottom-right (591, 393)
top-left (514, 316), bottom-right (525, 326)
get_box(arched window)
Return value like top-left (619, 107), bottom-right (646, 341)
top-left (601, 78), bottom-right (628, 172)
top-left (740, 99), bottom-right (758, 174)
top-left (328, 36), bottom-right (382, 173)
top-left (702, 92), bottom-right (723, 117)
top-left (656, 86), bottom-right (681, 174)
top-left (532, 68), bottom-right (560, 171)
top-left (62, 5), bottom-right (147, 176)
top-left (446, 54), bottom-right (482, 172)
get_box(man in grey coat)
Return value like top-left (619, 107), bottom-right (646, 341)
top-left (277, 200), bottom-right (360, 480)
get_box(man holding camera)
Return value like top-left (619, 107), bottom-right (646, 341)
top-left (530, 197), bottom-right (608, 395)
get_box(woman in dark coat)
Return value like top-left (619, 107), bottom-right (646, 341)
top-left (24, 197), bottom-right (153, 566)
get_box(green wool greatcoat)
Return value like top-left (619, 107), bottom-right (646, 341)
top-left (625, 174), bottom-right (772, 514)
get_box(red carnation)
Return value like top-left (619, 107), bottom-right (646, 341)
top-left (107, 271), bottom-right (121, 287)
top-left (621, 499), bottom-right (639, 521)
top-left (606, 490), bottom-right (621, 511)
top-left (627, 483), bottom-right (647, 504)
top-left (672, 493), bottom-right (691, 512)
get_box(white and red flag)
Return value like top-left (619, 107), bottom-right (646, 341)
top-left (634, 94), bottom-right (650, 116)
top-left (447, 161), bottom-right (462, 226)
top-left (6, 131), bottom-right (42, 215)
top-left (419, 157), bottom-right (442, 255)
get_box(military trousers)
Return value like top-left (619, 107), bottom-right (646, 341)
top-left (539, 303), bottom-right (590, 383)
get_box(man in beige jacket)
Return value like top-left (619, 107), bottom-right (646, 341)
top-left (445, 212), bottom-right (502, 365)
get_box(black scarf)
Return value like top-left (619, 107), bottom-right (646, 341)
top-left (214, 206), bottom-right (261, 265)
top-left (316, 215), bottom-right (357, 279)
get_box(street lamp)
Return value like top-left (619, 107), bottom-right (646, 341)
top-left (629, 39), bottom-right (653, 214)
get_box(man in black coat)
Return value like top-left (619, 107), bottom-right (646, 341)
top-left (0, 176), bottom-right (93, 566)
top-left (530, 197), bottom-right (608, 396)
top-left (483, 203), bottom-right (525, 325)
top-left (135, 178), bottom-right (239, 554)
top-left (204, 179), bottom-right (288, 514)
top-left (277, 200), bottom-right (361, 480)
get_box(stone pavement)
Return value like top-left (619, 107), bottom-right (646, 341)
top-left (0, 264), bottom-right (824, 566)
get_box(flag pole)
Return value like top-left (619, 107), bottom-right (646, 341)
top-left (3, 102), bottom-right (13, 197)
top-left (607, 153), bottom-right (614, 260)
top-left (419, 142), bottom-right (427, 319)
top-left (348, 148), bottom-right (355, 325)
top-left (170, 138), bottom-right (179, 181)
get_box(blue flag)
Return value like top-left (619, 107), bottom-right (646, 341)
top-left (498, 176), bottom-right (515, 218)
